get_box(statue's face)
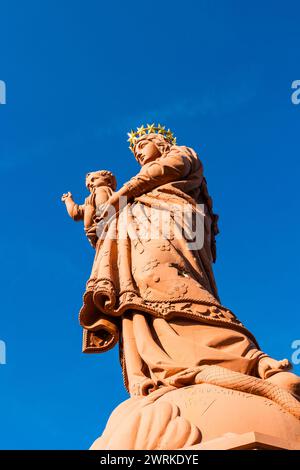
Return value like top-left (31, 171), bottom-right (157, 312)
top-left (86, 173), bottom-right (106, 191)
top-left (134, 138), bottom-right (161, 165)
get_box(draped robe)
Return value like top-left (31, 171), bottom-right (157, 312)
top-left (79, 145), bottom-right (266, 395)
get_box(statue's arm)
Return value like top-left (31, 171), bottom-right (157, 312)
top-left (61, 192), bottom-right (84, 221)
top-left (96, 147), bottom-right (200, 217)
top-left (119, 148), bottom-right (194, 200)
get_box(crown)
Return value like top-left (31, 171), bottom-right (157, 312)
top-left (127, 123), bottom-right (177, 151)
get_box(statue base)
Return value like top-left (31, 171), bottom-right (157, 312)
top-left (188, 431), bottom-right (300, 450)
top-left (90, 383), bottom-right (300, 450)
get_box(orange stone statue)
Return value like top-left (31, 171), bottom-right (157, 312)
top-left (62, 124), bottom-right (300, 450)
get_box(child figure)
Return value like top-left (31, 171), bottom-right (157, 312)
top-left (61, 170), bottom-right (117, 247)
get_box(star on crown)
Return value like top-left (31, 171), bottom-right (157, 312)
top-left (127, 123), bottom-right (177, 151)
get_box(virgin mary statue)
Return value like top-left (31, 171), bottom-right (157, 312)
top-left (78, 123), bottom-right (300, 405)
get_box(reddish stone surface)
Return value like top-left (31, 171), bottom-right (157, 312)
top-left (62, 126), bottom-right (300, 449)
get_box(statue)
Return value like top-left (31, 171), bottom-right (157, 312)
top-left (61, 170), bottom-right (116, 248)
top-left (62, 124), bottom-right (300, 450)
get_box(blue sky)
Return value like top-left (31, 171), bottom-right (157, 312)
top-left (0, 0), bottom-right (299, 449)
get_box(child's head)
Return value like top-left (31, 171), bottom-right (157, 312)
top-left (85, 170), bottom-right (117, 191)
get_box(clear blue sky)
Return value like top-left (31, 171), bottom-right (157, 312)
top-left (0, 0), bottom-right (299, 450)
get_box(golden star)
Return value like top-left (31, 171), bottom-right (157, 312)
top-left (157, 123), bottom-right (166, 134)
top-left (137, 125), bottom-right (146, 136)
top-left (146, 123), bottom-right (156, 134)
top-left (127, 130), bottom-right (134, 140)
top-left (127, 130), bottom-right (136, 145)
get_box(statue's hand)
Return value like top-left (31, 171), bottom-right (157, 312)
top-left (61, 191), bottom-right (73, 202)
top-left (258, 356), bottom-right (292, 380)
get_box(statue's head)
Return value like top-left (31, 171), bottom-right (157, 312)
top-left (127, 124), bottom-right (176, 166)
top-left (85, 170), bottom-right (117, 192)
top-left (134, 133), bottom-right (172, 165)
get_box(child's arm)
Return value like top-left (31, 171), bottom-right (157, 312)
top-left (61, 192), bottom-right (84, 221)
